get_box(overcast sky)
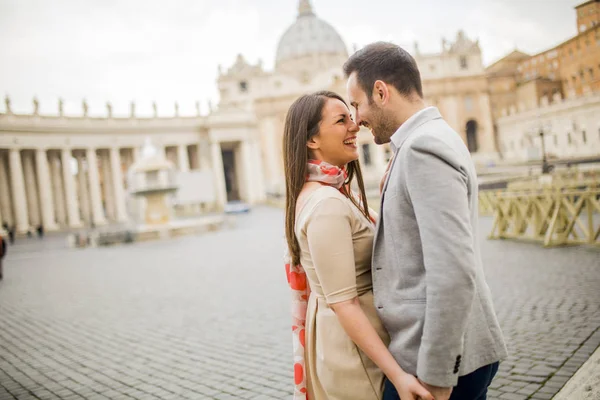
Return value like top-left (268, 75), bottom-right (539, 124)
top-left (0, 0), bottom-right (580, 117)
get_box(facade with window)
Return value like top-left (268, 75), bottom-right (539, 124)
top-left (414, 30), bottom-right (497, 160)
top-left (496, 92), bottom-right (600, 161)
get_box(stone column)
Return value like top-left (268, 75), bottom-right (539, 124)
top-left (8, 149), bottom-right (30, 234)
top-left (35, 149), bottom-right (58, 231)
top-left (62, 148), bottom-right (82, 228)
top-left (100, 151), bottom-right (115, 221)
top-left (77, 155), bottom-right (91, 225)
top-left (240, 140), bottom-right (257, 203)
top-left (132, 146), bottom-right (141, 163)
top-left (198, 140), bottom-right (211, 171)
top-left (0, 154), bottom-right (14, 227)
top-left (177, 144), bottom-right (190, 172)
top-left (478, 94), bottom-right (497, 154)
top-left (210, 141), bottom-right (227, 209)
top-left (262, 118), bottom-right (281, 191)
top-left (23, 151), bottom-right (41, 228)
top-left (110, 147), bottom-right (128, 222)
top-left (372, 143), bottom-right (387, 175)
top-left (86, 148), bottom-right (107, 226)
top-left (49, 152), bottom-right (67, 226)
top-left (250, 139), bottom-right (266, 203)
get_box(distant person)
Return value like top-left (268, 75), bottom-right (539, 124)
top-left (282, 91), bottom-right (433, 400)
top-left (7, 226), bottom-right (15, 244)
top-left (344, 42), bottom-right (508, 400)
top-left (0, 231), bottom-right (6, 280)
top-left (36, 225), bottom-right (44, 238)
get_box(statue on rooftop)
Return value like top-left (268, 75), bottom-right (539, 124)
top-left (4, 95), bottom-right (11, 114)
top-left (33, 97), bottom-right (39, 115)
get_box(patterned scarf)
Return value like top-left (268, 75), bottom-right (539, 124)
top-left (305, 159), bottom-right (348, 189)
top-left (284, 160), bottom-right (348, 399)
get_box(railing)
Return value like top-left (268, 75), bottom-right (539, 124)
top-left (479, 169), bottom-right (600, 218)
top-left (488, 189), bottom-right (600, 247)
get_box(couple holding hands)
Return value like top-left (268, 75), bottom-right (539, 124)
top-left (283, 42), bottom-right (508, 400)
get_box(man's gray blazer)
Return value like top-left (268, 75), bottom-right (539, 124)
top-left (372, 107), bottom-right (508, 387)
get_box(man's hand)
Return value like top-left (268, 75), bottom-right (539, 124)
top-left (418, 379), bottom-right (453, 400)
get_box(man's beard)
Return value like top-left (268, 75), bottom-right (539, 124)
top-left (371, 107), bottom-right (397, 145)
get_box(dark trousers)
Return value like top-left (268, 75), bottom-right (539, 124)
top-left (383, 362), bottom-right (499, 400)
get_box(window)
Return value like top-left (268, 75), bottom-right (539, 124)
top-left (361, 144), bottom-right (372, 166)
top-left (532, 58), bottom-right (537, 65)
top-left (459, 56), bottom-right (468, 70)
top-left (567, 132), bottom-right (572, 145)
top-left (554, 135), bottom-right (558, 146)
top-left (590, 68), bottom-right (595, 79)
top-left (582, 130), bottom-right (587, 144)
top-left (239, 81), bottom-right (248, 92)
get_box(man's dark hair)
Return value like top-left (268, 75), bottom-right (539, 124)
top-left (343, 41), bottom-right (423, 100)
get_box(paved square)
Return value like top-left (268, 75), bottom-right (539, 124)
top-left (1, 207), bottom-right (599, 400)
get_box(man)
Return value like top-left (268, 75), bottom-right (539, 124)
top-left (344, 42), bottom-right (508, 400)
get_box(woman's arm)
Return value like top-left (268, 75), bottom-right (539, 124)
top-left (330, 298), bottom-right (433, 400)
top-left (305, 196), bottom-right (432, 400)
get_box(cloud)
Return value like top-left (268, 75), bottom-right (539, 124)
top-left (0, 0), bottom-right (579, 115)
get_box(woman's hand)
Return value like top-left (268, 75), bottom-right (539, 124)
top-left (391, 372), bottom-right (434, 400)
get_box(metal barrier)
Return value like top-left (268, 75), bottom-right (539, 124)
top-left (488, 189), bottom-right (600, 247)
top-left (479, 169), bottom-right (600, 217)
top-left (479, 191), bottom-right (500, 216)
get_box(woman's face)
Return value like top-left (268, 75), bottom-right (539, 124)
top-left (308, 98), bottom-right (360, 167)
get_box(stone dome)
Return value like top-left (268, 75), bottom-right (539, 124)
top-left (275, 1), bottom-right (348, 67)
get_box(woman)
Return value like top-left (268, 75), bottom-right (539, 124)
top-left (283, 91), bottom-right (433, 400)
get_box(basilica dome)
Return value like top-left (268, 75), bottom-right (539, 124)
top-left (275, 0), bottom-right (348, 71)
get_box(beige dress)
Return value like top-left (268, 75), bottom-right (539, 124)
top-left (295, 186), bottom-right (390, 400)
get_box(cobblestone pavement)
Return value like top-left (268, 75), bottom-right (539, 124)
top-left (0, 207), bottom-right (599, 400)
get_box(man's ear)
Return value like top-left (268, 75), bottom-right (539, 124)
top-left (372, 80), bottom-right (390, 107)
top-left (307, 135), bottom-right (320, 150)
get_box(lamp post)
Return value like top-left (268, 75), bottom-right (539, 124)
top-left (539, 129), bottom-right (552, 174)
top-left (535, 109), bottom-right (552, 175)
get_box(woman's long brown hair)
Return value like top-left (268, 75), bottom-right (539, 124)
top-left (283, 90), bottom-right (370, 266)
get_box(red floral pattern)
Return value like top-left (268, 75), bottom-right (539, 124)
top-left (285, 160), bottom-right (350, 399)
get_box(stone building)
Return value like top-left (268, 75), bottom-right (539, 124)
top-left (415, 31), bottom-right (497, 161)
top-left (490, 0), bottom-right (600, 162)
top-left (0, 0), bottom-right (498, 233)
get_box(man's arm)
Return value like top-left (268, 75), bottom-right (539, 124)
top-left (404, 135), bottom-right (477, 388)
